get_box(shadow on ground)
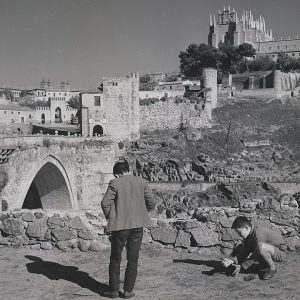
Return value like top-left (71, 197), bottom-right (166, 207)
top-left (173, 258), bottom-right (262, 279)
top-left (173, 258), bottom-right (227, 276)
top-left (25, 255), bottom-right (109, 297)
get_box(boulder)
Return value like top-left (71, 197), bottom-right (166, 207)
top-left (40, 242), bottom-right (53, 250)
top-left (219, 217), bottom-right (236, 228)
top-left (30, 244), bottom-right (41, 250)
top-left (0, 213), bottom-right (9, 222)
top-left (56, 241), bottom-right (70, 251)
top-left (0, 218), bottom-right (25, 236)
top-left (89, 240), bottom-right (108, 251)
top-left (66, 216), bottom-right (90, 231)
top-left (0, 237), bottom-right (10, 245)
top-left (150, 228), bottom-right (177, 245)
top-left (173, 219), bottom-right (200, 232)
top-left (78, 230), bottom-right (95, 240)
top-left (34, 212), bottom-right (45, 219)
top-left (21, 212), bottom-right (36, 222)
top-left (47, 214), bottom-right (64, 227)
top-left (175, 230), bottom-right (191, 248)
top-left (52, 228), bottom-right (77, 241)
top-left (26, 218), bottom-right (48, 239)
top-left (220, 228), bottom-right (240, 242)
top-left (191, 223), bottom-right (220, 246)
top-left (78, 239), bottom-right (90, 252)
top-left (280, 194), bottom-right (299, 210)
top-left (10, 235), bottom-right (29, 247)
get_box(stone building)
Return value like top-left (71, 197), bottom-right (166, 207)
top-left (208, 7), bottom-right (300, 60)
top-left (0, 101), bottom-right (33, 124)
top-left (80, 73), bottom-right (140, 141)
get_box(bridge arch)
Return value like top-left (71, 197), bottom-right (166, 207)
top-left (21, 155), bottom-right (77, 210)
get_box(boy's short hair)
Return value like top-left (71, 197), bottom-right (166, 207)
top-left (231, 216), bottom-right (252, 229)
top-left (113, 160), bottom-right (130, 176)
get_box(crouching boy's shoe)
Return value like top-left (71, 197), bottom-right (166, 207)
top-left (262, 268), bottom-right (277, 280)
top-left (124, 291), bottom-right (135, 298)
top-left (102, 290), bottom-right (119, 298)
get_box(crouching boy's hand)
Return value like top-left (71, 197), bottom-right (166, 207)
top-left (221, 258), bottom-right (235, 268)
top-left (221, 258), bottom-right (241, 276)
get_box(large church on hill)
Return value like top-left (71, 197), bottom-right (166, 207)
top-left (208, 6), bottom-right (300, 61)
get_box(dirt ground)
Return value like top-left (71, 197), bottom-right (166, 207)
top-left (0, 245), bottom-right (299, 300)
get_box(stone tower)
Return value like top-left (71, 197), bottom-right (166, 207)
top-left (102, 73), bottom-right (140, 141)
top-left (80, 73), bottom-right (140, 141)
top-left (202, 68), bottom-right (218, 118)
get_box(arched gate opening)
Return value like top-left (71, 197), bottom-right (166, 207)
top-left (22, 162), bottom-right (72, 210)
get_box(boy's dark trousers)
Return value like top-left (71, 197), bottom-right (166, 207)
top-left (109, 227), bottom-right (143, 292)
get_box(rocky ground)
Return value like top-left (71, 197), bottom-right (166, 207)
top-left (0, 246), bottom-right (299, 300)
top-left (125, 97), bottom-right (300, 185)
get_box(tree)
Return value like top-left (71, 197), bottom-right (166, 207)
top-left (20, 90), bottom-right (34, 98)
top-left (67, 95), bottom-right (80, 109)
top-left (179, 43), bottom-right (218, 77)
top-left (276, 52), bottom-right (298, 72)
top-left (217, 41), bottom-right (241, 74)
top-left (248, 56), bottom-right (275, 71)
top-left (236, 43), bottom-right (256, 71)
top-left (2, 89), bottom-right (14, 101)
top-left (19, 98), bottom-right (49, 109)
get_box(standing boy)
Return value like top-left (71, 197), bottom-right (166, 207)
top-left (101, 160), bottom-right (156, 298)
top-left (222, 216), bottom-right (287, 280)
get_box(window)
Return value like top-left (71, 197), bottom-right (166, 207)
top-left (269, 46), bottom-right (272, 50)
top-left (4, 111), bottom-right (6, 114)
top-left (170, 86), bottom-right (172, 90)
top-left (292, 53), bottom-right (295, 56)
top-left (11, 111), bottom-right (13, 114)
top-left (94, 96), bottom-right (101, 106)
top-left (286, 45), bottom-right (288, 49)
top-left (18, 112), bottom-right (20, 114)
top-left (278, 46), bottom-right (280, 50)
top-left (272, 55), bottom-right (275, 57)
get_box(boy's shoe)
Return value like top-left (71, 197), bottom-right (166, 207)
top-left (262, 268), bottom-right (277, 280)
top-left (102, 290), bottom-right (119, 298)
top-left (124, 291), bottom-right (135, 298)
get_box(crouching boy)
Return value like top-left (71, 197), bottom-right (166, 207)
top-left (222, 216), bottom-right (287, 280)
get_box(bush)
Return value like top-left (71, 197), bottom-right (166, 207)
top-left (139, 98), bottom-right (160, 106)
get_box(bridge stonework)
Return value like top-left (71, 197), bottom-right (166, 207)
top-left (0, 136), bottom-right (115, 211)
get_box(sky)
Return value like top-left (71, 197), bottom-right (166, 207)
top-left (0, 0), bottom-right (299, 90)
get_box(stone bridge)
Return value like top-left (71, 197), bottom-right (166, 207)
top-left (0, 136), bottom-right (115, 211)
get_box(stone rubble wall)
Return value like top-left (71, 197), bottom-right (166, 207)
top-left (0, 210), bottom-right (110, 252)
top-left (0, 205), bottom-right (299, 254)
top-left (139, 99), bottom-right (211, 131)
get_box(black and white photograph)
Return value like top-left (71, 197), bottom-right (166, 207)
top-left (0, 0), bottom-right (300, 299)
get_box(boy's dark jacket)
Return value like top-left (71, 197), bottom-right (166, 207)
top-left (101, 175), bottom-right (156, 232)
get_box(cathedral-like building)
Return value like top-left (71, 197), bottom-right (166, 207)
top-left (208, 7), bottom-right (300, 60)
